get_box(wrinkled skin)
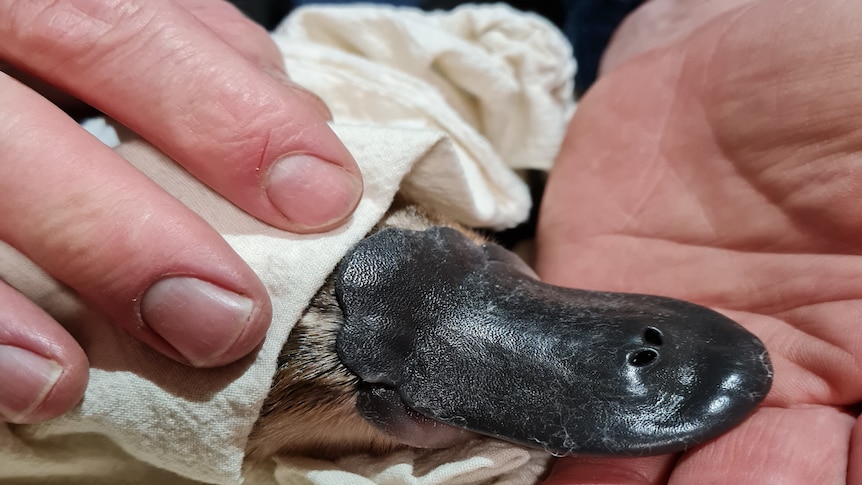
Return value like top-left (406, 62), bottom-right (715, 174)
top-left (536, 1), bottom-right (862, 483)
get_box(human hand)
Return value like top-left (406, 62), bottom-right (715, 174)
top-left (0, 0), bottom-right (362, 424)
top-left (536, 0), bottom-right (860, 483)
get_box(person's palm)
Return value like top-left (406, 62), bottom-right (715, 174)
top-left (537, 1), bottom-right (861, 483)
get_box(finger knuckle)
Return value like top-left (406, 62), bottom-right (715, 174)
top-left (1, 0), bottom-right (152, 68)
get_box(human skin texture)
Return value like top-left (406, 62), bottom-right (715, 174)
top-left (599, 0), bottom-right (756, 76)
top-left (0, 0), bottom-right (362, 424)
top-left (537, 1), bottom-right (861, 483)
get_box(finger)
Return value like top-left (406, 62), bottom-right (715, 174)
top-left (1, 0), bottom-right (362, 233)
top-left (670, 407), bottom-right (852, 484)
top-left (3, 0), bottom-right (330, 122)
top-left (850, 414), bottom-right (862, 485)
top-left (542, 455), bottom-right (674, 485)
top-left (0, 280), bottom-right (88, 423)
top-left (0, 73), bottom-right (271, 368)
top-left (175, 0), bottom-right (334, 121)
top-left (175, 0), bottom-right (286, 73)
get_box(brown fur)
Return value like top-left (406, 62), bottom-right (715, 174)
top-left (246, 203), bottom-right (487, 460)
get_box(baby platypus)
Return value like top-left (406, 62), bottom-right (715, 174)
top-left (247, 204), bottom-right (773, 461)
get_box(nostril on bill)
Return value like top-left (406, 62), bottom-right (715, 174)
top-left (628, 348), bottom-right (659, 367)
top-left (642, 327), bottom-right (664, 346)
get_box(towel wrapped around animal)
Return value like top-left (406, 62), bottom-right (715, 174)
top-left (0, 4), bottom-right (576, 484)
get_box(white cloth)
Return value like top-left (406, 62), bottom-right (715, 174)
top-left (0, 4), bottom-right (574, 485)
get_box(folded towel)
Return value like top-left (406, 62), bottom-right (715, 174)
top-left (0, 4), bottom-right (575, 484)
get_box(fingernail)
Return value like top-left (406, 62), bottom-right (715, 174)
top-left (141, 277), bottom-right (254, 367)
top-left (266, 154), bottom-right (362, 231)
top-left (0, 345), bottom-right (63, 423)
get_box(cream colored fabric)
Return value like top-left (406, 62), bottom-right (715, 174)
top-left (0, 4), bottom-right (574, 485)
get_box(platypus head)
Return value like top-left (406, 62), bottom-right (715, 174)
top-left (249, 207), bottom-right (772, 460)
top-left (335, 225), bottom-right (773, 456)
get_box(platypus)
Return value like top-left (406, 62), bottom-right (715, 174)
top-left (247, 202), bottom-right (773, 461)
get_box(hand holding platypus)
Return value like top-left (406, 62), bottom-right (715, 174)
top-left (248, 3), bottom-right (862, 484)
top-left (538, 1), bottom-right (862, 482)
top-left (4, 0), bottom-right (861, 483)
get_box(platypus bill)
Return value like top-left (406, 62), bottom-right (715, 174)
top-left (247, 204), bottom-right (773, 460)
